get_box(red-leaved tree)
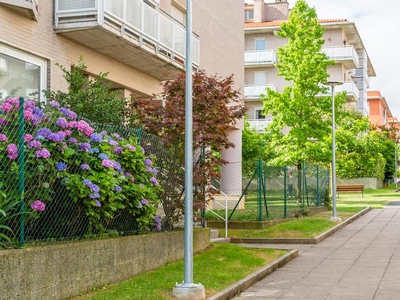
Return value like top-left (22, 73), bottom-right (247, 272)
top-left (132, 70), bottom-right (246, 227)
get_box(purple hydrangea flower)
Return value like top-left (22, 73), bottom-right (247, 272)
top-left (36, 148), bottom-right (51, 159)
top-left (126, 144), bottom-right (136, 151)
top-left (83, 179), bottom-right (93, 186)
top-left (90, 184), bottom-right (100, 193)
top-left (24, 134), bottom-right (33, 142)
top-left (79, 142), bottom-right (91, 152)
top-left (37, 128), bottom-right (52, 138)
top-left (114, 147), bottom-right (123, 155)
top-left (108, 139), bottom-right (118, 146)
top-left (6, 143), bottom-right (18, 160)
top-left (0, 134), bottom-right (8, 142)
top-left (100, 131), bottom-right (108, 136)
top-left (50, 101), bottom-right (60, 108)
top-left (95, 200), bottom-right (101, 207)
top-left (55, 162), bottom-right (67, 171)
top-left (60, 107), bottom-right (77, 120)
top-left (141, 198), bottom-right (148, 205)
top-left (101, 159), bottom-right (114, 168)
top-left (113, 133), bottom-right (123, 140)
top-left (81, 164), bottom-right (90, 170)
top-left (90, 192), bottom-right (100, 199)
top-left (114, 185), bottom-right (122, 192)
top-left (28, 140), bottom-right (42, 148)
top-left (0, 118), bottom-right (8, 125)
top-left (144, 158), bottom-right (152, 166)
top-left (31, 200), bottom-right (46, 212)
top-left (154, 216), bottom-right (161, 231)
top-left (56, 117), bottom-right (69, 128)
top-left (68, 137), bottom-right (78, 144)
top-left (112, 161), bottom-right (121, 170)
top-left (48, 132), bottom-right (65, 142)
top-left (150, 177), bottom-right (159, 186)
top-left (32, 107), bottom-right (45, 118)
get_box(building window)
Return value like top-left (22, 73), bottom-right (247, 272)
top-left (255, 39), bottom-right (266, 51)
top-left (255, 108), bottom-right (265, 119)
top-left (0, 44), bottom-right (47, 102)
top-left (245, 9), bottom-right (254, 21)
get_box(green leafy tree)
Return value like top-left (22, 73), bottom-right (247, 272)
top-left (133, 71), bottom-right (246, 226)
top-left (261, 0), bottom-right (343, 200)
top-left (44, 57), bottom-right (133, 125)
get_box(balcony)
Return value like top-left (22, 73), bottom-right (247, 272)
top-left (244, 50), bottom-right (276, 67)
top-left (319, 82), bottom-right (359, 102)
top-left (322, 46), bottom-right (359, 69)
top-left (247, 119), bottom-right (272, 132)
top-left (0, 0), bottom-right (38, 20)
top-left (54, 0), bottom-right (200, 81)
top-left (244, 85), bottom-right (276, 99)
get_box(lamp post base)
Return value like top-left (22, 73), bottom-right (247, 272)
top-left (330, 216), bottom-right (342, 223)
top-left (173, 283), bottom-right (206, 300)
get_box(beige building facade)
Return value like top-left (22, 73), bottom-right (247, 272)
top-left (244, 0), bottom-right (376, 132)
top-left (0, 0), bottom-right (244, 195)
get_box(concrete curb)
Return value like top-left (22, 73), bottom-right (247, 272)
top-left (207, 249), bottom-right (299, 300)
top-left (230, 206), bottom-right (371, 245)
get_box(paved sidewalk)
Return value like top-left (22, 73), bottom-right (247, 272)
top-left (233, 208), bottom-right (400, 300)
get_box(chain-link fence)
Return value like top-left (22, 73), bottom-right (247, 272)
top-left (0, 98), bottom-right (184, 248)
top-left (206, 160), bottom-right (330, 221)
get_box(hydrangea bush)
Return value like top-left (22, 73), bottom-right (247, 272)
top-left (0, 97), bottom-right (162, 239)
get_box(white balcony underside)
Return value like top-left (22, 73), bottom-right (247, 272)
top-left (54, 0), bottom-right (199, 81)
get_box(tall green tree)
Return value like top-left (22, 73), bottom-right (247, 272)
top-left (261, 0), bottom-right (345, 200)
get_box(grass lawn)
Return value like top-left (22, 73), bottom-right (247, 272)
top-left (70, 186), bottom-right (400, 299)
top-left (68, 244), bottom-right (288, 300)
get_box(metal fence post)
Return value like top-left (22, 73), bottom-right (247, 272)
top-left (18, 97), bottom-right (25, 247)
top-left (316, 165), bottom-right (320, 206)
top-left (284, 166), bottom-right (287, 218)
top-left (257, 159), bottom-right (262, 221)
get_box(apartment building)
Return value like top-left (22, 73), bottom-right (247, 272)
top-left (0, 0), bottom-right (244, 194)
top-left (244, 0), bottom-right (376, 132)
top-left (367, 91), bottom-right (393, 128)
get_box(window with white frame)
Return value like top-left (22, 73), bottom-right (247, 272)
top-left (255, 39), bottom-right (266, 51)
top-left (0, 44), bottom-right (47, 102)
top-left (245, 9), bottom-right (254, 21)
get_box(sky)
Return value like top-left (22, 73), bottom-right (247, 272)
top-left (245, 0), bottom-right (400, 119)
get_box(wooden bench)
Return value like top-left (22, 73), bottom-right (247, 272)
top-left (336, 184), bottom-right (364, 197)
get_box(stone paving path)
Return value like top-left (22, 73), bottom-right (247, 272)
top-left (233, 207), bottom-right (400, 300)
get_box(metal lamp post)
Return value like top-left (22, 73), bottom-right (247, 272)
top-left (172, 0), bottom-right (205, 299)
top-left (324, 81), bottom-right (342, 222)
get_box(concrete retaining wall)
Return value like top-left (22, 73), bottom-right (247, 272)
top-left (0, 229), bottom-right (210, 300)
top-left (337, 178), bottom-right (383, 189)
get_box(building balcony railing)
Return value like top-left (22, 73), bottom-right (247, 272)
top-left (54, 0), bottom-right (200, 81)
top-left (322, 45), bottom-right (359, 69)
top-left (0, 0), bottom-right (38, 20)
top-left (244, 50), bottom-right (276, 67)
top-left (247, 119), bottom-right (272, 132)
top-left (244, 85), bottom-right (276, 99)
top-left (319, 82), bottom-right (360, 102)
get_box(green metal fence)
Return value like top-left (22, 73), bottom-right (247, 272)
top-left (0, 97), bottom-right (182, 248)
top-left (226, 160), bottom-right (330, 221)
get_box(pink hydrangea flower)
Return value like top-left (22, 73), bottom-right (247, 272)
top-left (31, 200), bottom-right (46, 212)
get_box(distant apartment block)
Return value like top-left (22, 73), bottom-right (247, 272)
top-left (367, 91), bottom-right (393, 128)
top-left (244, 0), bottom-right (375, 132)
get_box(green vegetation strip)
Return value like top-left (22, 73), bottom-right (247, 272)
top-left (224, 211), bottom-right (356, 239)
top-left (70, 244), bottom-right (288, 300)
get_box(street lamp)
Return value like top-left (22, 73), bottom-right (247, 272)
top-left (324, 81), bottom-right (343, 222)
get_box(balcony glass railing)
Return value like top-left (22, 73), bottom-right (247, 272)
top-left (244, 50), bottom-right (276, 65)
top-left (248, 119), bottom-right (272, 132)
top-left (55, 0), bottom-right (199, 66)
top-left (322, 46), bottom-right (359, 68)
top-left (244, 85), bottom-right (276, 99)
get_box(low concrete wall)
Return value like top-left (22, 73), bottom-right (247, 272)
top-left (0, 229), bottom-right (210, 300)
top-left (337, 178), bottom-right (383, 189)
